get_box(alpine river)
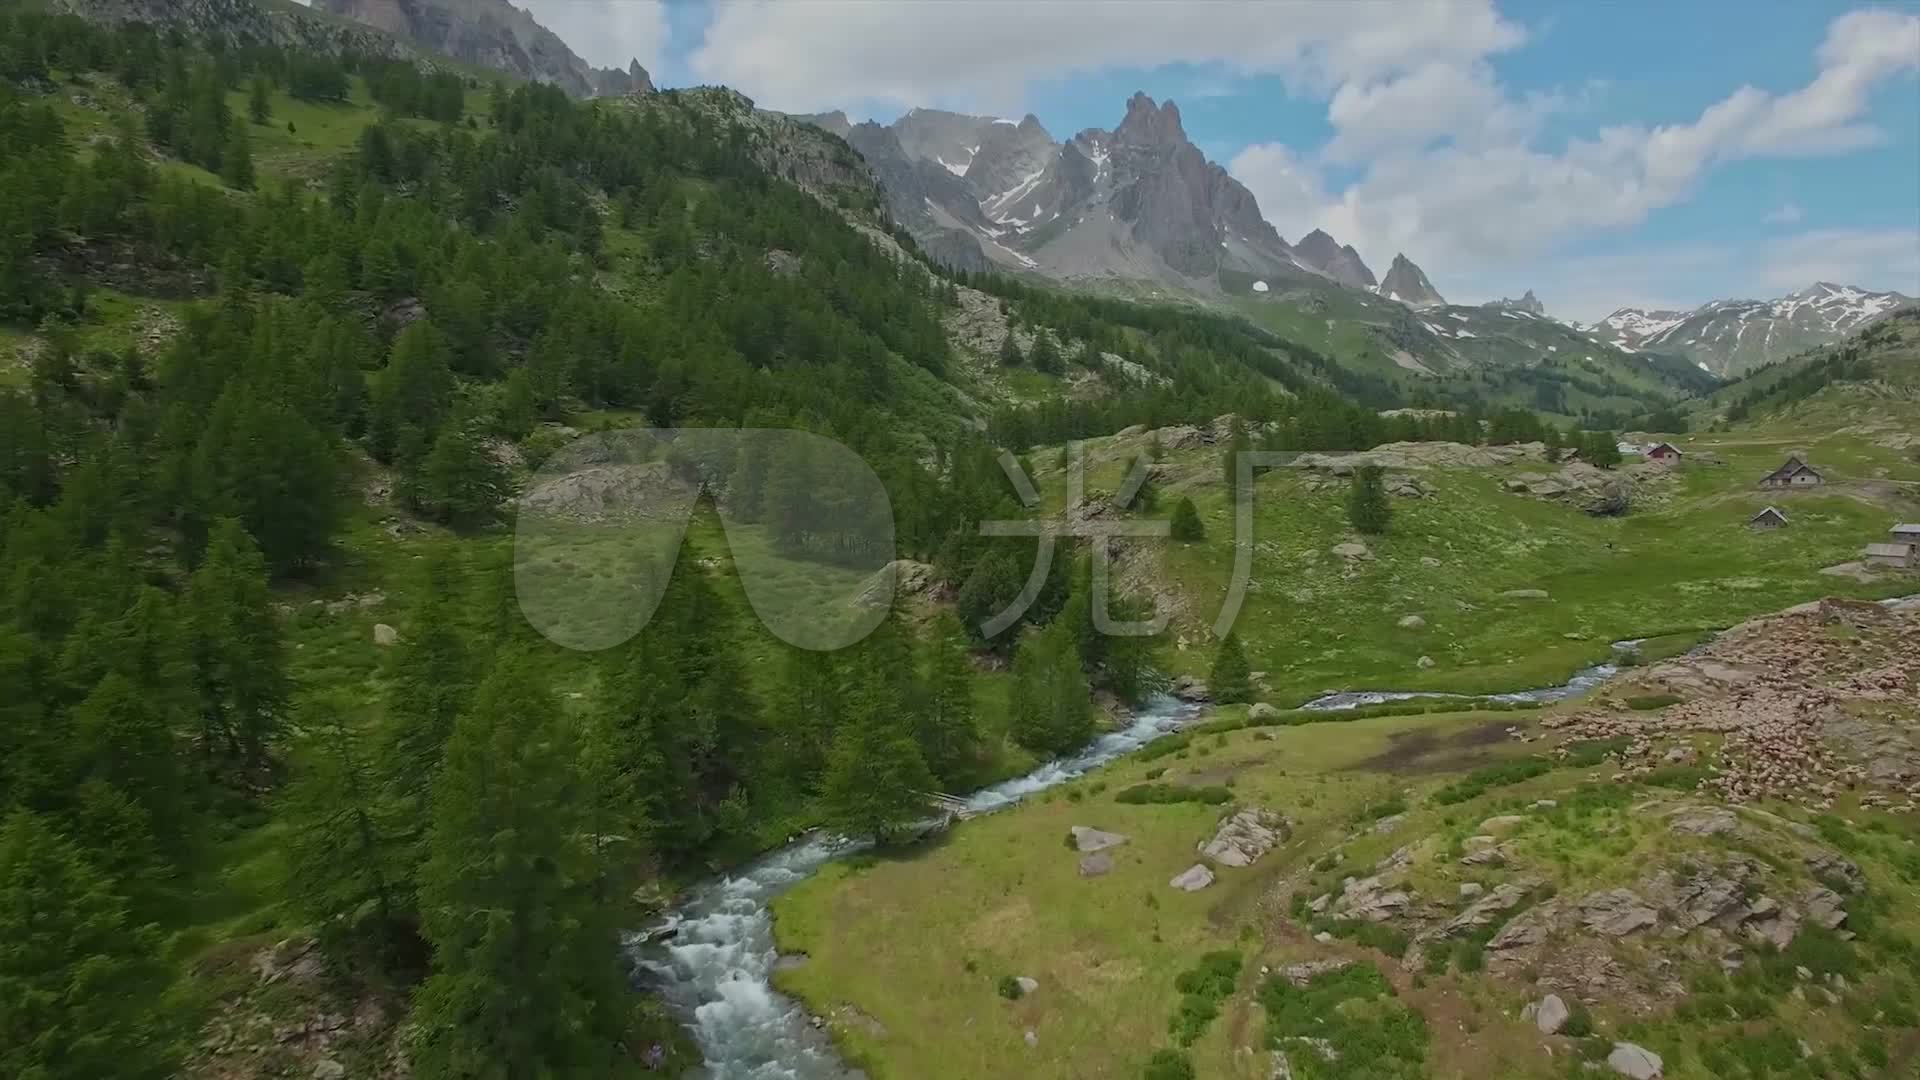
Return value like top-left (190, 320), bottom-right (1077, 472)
top-left (634, 595), bottom-right (1920, 1077)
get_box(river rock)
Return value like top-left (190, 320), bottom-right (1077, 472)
top-left (373, 623), bottom-right (399, 646)
top-left (1417, 656), bottom-right (1435, 669)
top-left (1170, 864), bottom-right (1215, 891)
top-left (1071, 826), bottom-right (1129, 853)
top-left (1607, 1042), bottom-right (1664, 1079)
top-left (1534, 994), bottom-right (1570, 1035)
top-left (1078, 852), bottom-right (1114, 877)
top-left (1459, 882), bottom-right (1483, 899)
top-left (1171, 676), bottom-right (1211, 702)
top-left (1397, 614), bottom-right (1427, 629)
top-left (1200, 808), bottom-right (1289, 867)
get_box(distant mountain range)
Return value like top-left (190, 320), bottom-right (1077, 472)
top-left (1585, 283), bottom-right (1917, 376)
top-left (798, 96), bottom-right (1445, 312)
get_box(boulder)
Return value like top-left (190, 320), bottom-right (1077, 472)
top-left (1534, 994), bottom-right (1570, 1035)
top-left (1607, 1043), bottom-right (1664, 1079)
top-left (1171, 676), bottom-right (1211, 702)
top-left (373, 623), bottom-right (399, 646)
top-left (1015, 976), bottom-right (1039, 996)
top-left (1801, 886), bottom-right (1847, 930)
top-left (1479, 814), bottom-right (1528, 833)
top-left (1500, 589), bottom-right (1551, 601)
top-left (1331, 542), bottom-right (1372, 560)
top-left (1397, 614), bottom-right (1427, 630)
top-left (1459, 883), bottom-right (1484, 899)
top-left (1078, 853), bottom-right (1114, 878)
top-left (1248, 702), bottom-right (1281, 722)
top-left (1420, 556), bottom-right (1442, 568)
top-left (313, 1062), bottom-right (346, 1080)
top-left (1417, 656), bottom-right (1436, 670)
top-left (1170, 864), bottom-right (1215, 891)
top-left (1199, 808), bottom-right (1290, 868)
top-left (1071, 826), bottom-right (1130, 853)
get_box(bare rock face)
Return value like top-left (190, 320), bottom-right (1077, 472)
top-left (1293, 229), bottom-right (1377, 289)
top-left (1379, 253), bottom-right (1445, 308)
top-left (1577, 889), bottom-right (1660, 937)
top-left (1332, 874), bottom-right (1411, 922)
top-left (312, 0), bottom-right (645, 99)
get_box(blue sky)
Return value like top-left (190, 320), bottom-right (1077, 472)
top-left (526, 0), bottom-right (1920, 322)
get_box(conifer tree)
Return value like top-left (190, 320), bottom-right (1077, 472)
top-left (818, 668), bottom-right (936, 843)
top-left (410, 659), bottom-right (632, 1078)
top-left (248, 76), bottom-right (271, 124)
top-left (1346, 465), bottom-right (1391, 536)
top-left (999, 333), bottom-right (1024, 367)
top-left (185, 518), bottom-right (288, 768)
top-left (915, 612), bottom-right (980, 786)
top-left (285, 697), bottom-right (410, 958)
top-left (1170, 496), bottom-right (1205, 542)
top-left (1209, 632), bottom-right (1253, 704)
top-left (0, 810), bottom-right (172, 1080)
top-left (1010, 622), bottom-right (1092, 756)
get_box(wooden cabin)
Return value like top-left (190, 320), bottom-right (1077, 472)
top-left (1645, 442), bottom-right (1683, 465)
top-left (1760, 455), bottom-right (1824, 489)
top-left (1748, 507), bottom-right (1789, 530)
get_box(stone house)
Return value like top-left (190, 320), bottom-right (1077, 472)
top-left (1748, 507), bottom-right (1789, 530)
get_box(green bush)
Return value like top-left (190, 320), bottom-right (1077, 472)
top-left (1142, 1049), bottom-right (1195, 1080)
top-left (1167, 951), bottom-right (1242, 1047)
top-left (1116, 783), bottom-right (1233, 806)
top-left (1432, 758), bottom-right (1552, 805)
top-left (1623, 693), bottom-right (1682, 710)
top-left (996, 975), bottom-right (1024, 1000)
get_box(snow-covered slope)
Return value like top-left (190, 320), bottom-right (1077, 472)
top-left (1586, 283), bottom-right (1916, 376)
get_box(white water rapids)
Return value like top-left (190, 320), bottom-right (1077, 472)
top-left (631, 696), bottom-right (1204, 1079)
top-left (634, 595), bottom-right (1920, 1077)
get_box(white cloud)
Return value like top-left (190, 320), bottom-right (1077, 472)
top-left (1756, 227), bottom-right (1920, 293)
top-left (689, 0), bottom-right (1523, 113)
top-left (1230, 8), bottom-right (1920, 290)
top-left (1764, 202), bottom-right (1805, 225)
top-left (518, 0), bottom-right (671, 73)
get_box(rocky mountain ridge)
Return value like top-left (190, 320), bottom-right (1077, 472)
top-left (1587, 282), bottom-right (1916, 376)
top-left (312, 0), bottom-right (651, 98)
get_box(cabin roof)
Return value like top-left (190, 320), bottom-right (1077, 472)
top-left (1865, 543), bottom-right (1914, 558)
top-left (1750, 507), bottom-right (1788, 523)
top-left (1647, 442), bottom-right (1682, 455)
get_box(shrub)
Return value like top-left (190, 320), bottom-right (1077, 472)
top-left (1142, 1049), bottom-right (1195, 1080)
top-left (996, 975), bottom-right (1024, 1000)
top-left (1432, 758), bottom-right (1552, 805)
top-left (1623, 693), bottom-right (1682, 710)
top-left (1116, 783), bottom-right (1233, 806)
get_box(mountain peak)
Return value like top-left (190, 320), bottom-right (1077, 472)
top-left (1116, 92), bottom-right (1186, 146)
top-left (1292, 228), bottom-right (1377, 289)
top-left (1380, 254), bottom-right (1445, 308)
top-left (1485, 289), bottom-right (1546, 317)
